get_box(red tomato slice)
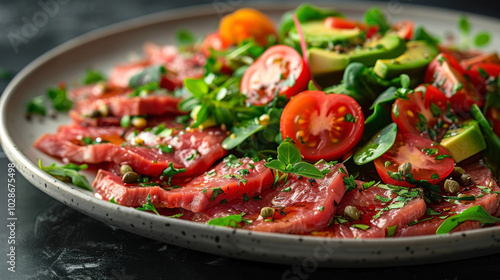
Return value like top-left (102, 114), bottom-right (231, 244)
top-left (393, 20), bottom-right (414, 40)
top-left (280, 91), bottom-right (364, 161)
top-left (241, 45), bottom-right (311, 106)
top-left (324, 17), bottom-right (360, 29)
top-left (392, 84), bottom-right (454, 141)
top-left (425, 53), bottom-right (481, 113)
top-left (201, 32), bottom-right (230, 57)
top-left (374, 133), bottom-right (454, 187)
top-left (460, 52), bottom-right (500, 70)
top-left (465, 63), bottom-right (500, 101)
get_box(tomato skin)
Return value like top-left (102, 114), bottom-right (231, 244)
top-left (392, 84), bottom-right (453, 141)
top-left (324, 17), bottom-right (360, 29)
top-left (241, 45), bottom-right (311, 106)
top-left (374, 133), bottom-right (454, 187)
top-left (393, 21), bottom-right (414, 41)
top-left (280, 91), bottom-right (365, 161)
top-left (219, 8), bottom-right (277, 46)
top-left (201, 32), bottom-right (230, 57)
top-left (425, 53), bottom-right (481, 113)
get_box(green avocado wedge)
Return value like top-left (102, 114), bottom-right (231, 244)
top-left (373, 40), bottom-right (439, 86)
top-left (440, 120), bottom-right (486, 162)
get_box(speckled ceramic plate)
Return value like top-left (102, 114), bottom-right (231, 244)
top-left (2, 1), bottom-right (500, 267)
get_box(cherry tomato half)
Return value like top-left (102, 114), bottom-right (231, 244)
top-left (487, 107), bottom-right (500, 137)
top-left (201, 32), bottom-right (230, 57)
top-left (466, 63), bottom-right (500, 101)
top-left (219, 8), bottom-right (277, 47)
top-left (374, 133), bottom-right (454, 187)
top-left (280, 91), bottom-right (365, 161)
top-left (324, 17), bottom-right (378, 38)
top-left (241, 45), bottom-right (311, 106)
top-left (392, 84), bottom-right (454, 141)
top-left (393, 20), bottom-right (414, 41)
top-left (425, 53), bottom-right (481, 113)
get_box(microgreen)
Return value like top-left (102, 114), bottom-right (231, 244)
top-left (83, 69), bottom-right (105, 85)
top-left (264, 141), bottom-right (324, 179)
top-left (436, 205), bottom-right (500, 234)
top-left (136, 194), bottom-right (159, 215)
top-left (38, 159), bottom-right (91, 191)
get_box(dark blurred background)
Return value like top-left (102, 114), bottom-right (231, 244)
top-left (1, 1), bottom-right (500, 279)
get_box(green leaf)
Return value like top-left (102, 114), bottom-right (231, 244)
top-left (184, 78), bottom-right (209, 99)
top-left (400, 74), bottom-right (410, 89)
top-left (364, 7), bottom-right (390, 34)
top-left (290, 162), bottom-right (324, 179)
top-left (176, 29), bottom-right (196, 46)
top-left (343, 175), bottom-right (357, 191)
top-left (474, 32), bottom-right (491, 47)
top-left (47, 87), bottom-right (72, 112)
top-left (264, 160), bottom-right (287, 173)
top-left (351, 224), bottom-right (370, 231)
top-left (207, 213), bottom-right (245, 228)
top-left (161, 162), bottom-right (186, 184)
top-left (128, 65), bottom-right (166, 89)
top-left (436, 205), bottom-right (500, 234)
top-left (386, 225), bottom-right (398, 237)
top-left (353, 123), bottom-right (398, 165)
top-left (458, 15), bottom-right (470, 34)
top-left (39, 159), bottom-right (91, 191)
top-left (222, 120), bottom-right (264, 150)
top-left (362, 181), bottom-right (376, 190)
top-left (136, 194), bottom-right (159, 215)
top-left (26, 96), bottom-right (47, 116)
top-left (277, 141), bottom-right (302, 165)
top-left (83, 69), bottom-right (105, 85)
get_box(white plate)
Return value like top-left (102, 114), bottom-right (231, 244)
top-left (2, 1), bottom-right (500, 267)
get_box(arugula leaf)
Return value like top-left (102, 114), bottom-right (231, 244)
top-left (436, 205), bottom-right (500, 234)
top-left (128, 65), bottom-right (166, 89)
top-left (83, 69), bottom-right (105, 85)
top-left (136, 194), bottom-right (159, 215)
top-left (26, 96), bottom-right (47, 116)
top-left (207, 213), bottom-right (246, 228)
top-left (38, 159), bottom-right (91, 191)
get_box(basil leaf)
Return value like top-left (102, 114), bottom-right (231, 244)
top-left (436, 205), bottom-right (500, 234)
top-left (264, 160), bottom-right (287, 173)
top-left (278, 141), bottom-right (302, 165)
top-left (474, 32), bottom-right (491, 47)
top-left (458, 15), bottom-right (470, 34)
top-left (26, 96), bottom-right (47, 116)
top-left (354, 123), bottom-right (397, 165)
top-left (290, 162), bottom-right (324, 179)
top-left (128, 65), bottom-right (166, 88)
top-left (38, 159), bottom-right (91, 191)
top-left (364, 7), bottom-right (390, 34)
top-left (184, 78), bottom-right (209, 99)
top-left (222, 120), bottom-right (264, 150)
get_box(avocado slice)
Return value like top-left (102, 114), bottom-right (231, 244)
top-left (308, 34), bottom-right (406, 85)
top-left (288, 20), bottom-right (365, 48)
top-left (440, 120), bottom-right (487, 162)
top-left (373, 40), bottom-right (439, 84)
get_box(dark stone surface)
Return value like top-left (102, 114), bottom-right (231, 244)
top-left (1, 1), bottom-right (500, 279)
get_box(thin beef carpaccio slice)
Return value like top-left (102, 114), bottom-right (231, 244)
top-left (93, 158), bottom-right (274, 212)
top-left (34, 123), bottom-right (227, 177)
top-left (181, 163), bottom-right (348, 234)
top-left (395, 159), bottom-right (500, 237)
top-left (108, 43), bottom-right (205, 90)
top-left (68, 84), bottom-right (183, 126)
top-left (311, 181), bottom-right (427, 238)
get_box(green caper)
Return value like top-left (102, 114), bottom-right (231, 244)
top-left (444, 179), bottom-right (460, 194)
top-left (452, 166), bottom-right (466, 177)
top-left (120, 164), bottom-right (134, 175)
top-left (398, 162), bottom-right (412, 176)
top-left (122, 171), bottom-right (139, 184)
top-left (460, 174), bottom-right (474, 186)
top-left (260, 207), bottom-right (275, 219)
top-left (98, 104), bottom-right (109, 117)
top-left (89, 109), bottom-right (101, 118)
top-left (344, 205), bottom-right (360, 221)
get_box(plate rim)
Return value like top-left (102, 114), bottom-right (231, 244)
top-left (1, 0), bottom-right (500, 266)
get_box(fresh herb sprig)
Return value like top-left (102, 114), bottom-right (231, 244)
top-left (458, 15), bottom-right (491, 49)
top-left (38, 159), bottom-right (91, 191)
top-left (136, 194), bottom-right (159, 215)
top-left (264, 140), bottom-right (324, 179)
top-left (207, 212), bottom-right (250, 228)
